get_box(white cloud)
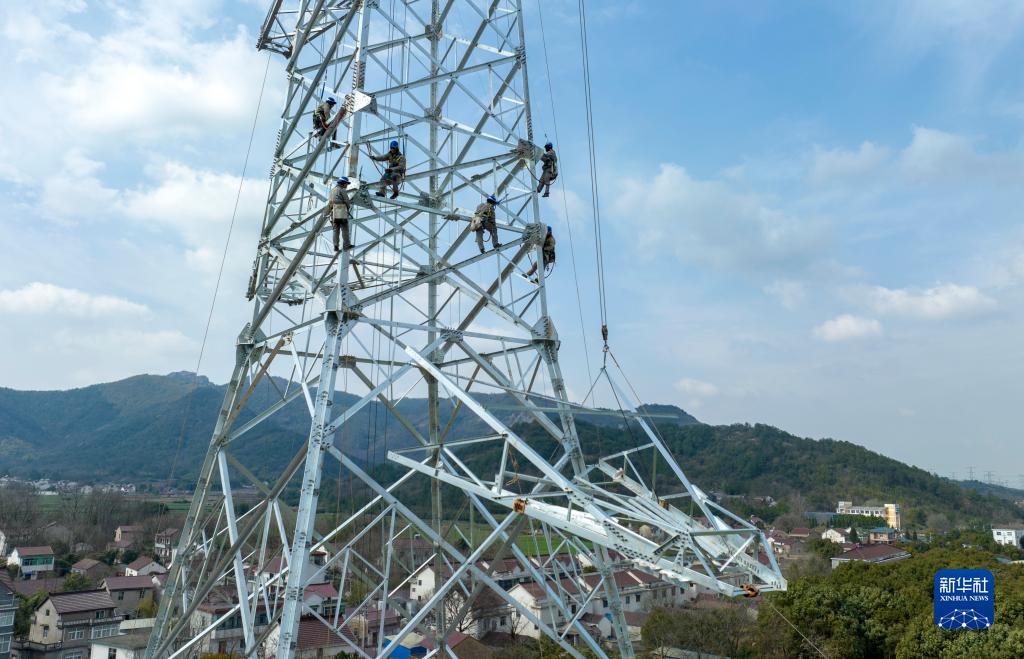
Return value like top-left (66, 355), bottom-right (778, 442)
top-left (810, 141), bottom-right (891, 183)
top-left (875, 0), bottom-right (1024, 86)
top-left (675, 378), bottom-right (719, 397)
top-left (764, 280), bottom-right (807, 310)
top-left (613, 164), bottom-right (828, 273)
top-left (55, 31), bottom-right (265, 139)
top-left (118, 161), bottom-right (266, 248)
top-left (864, 283), bottom-right (996, 319)
top-left (899, 127), bottom-right (979, 182)
top-left (38, 150), bottom-right (119, 222)
top-left (542, 187), bottom-right (588, 233)
top-left (0, 282), bottom-right (150, 317)
top-left (53, 328), bottom-right (194, 356)
top-left (813, 314), bottom-right (882, 342)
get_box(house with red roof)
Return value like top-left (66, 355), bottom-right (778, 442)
top-left (262, 615), bottom-right (360, 658)
top-left (830, 544), bottom-right (910, 570)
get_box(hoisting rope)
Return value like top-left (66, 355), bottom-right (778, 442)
top-left (576, 0), bottom-right (610, 360)
top-left (535, 0), bottom-right (593, 388)
top-left (165, 52), bottom-right (273, 486)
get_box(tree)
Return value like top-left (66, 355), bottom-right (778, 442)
top-left (507, 607), bottom-right (528, 643)
top-left (642, 608), bottom-right (679, 656)
top-left (136, 593), bottom-right (158, 618)
top-left (773, 512), bottom-right (805, 533)
top-left (61, 572), bottom-right (92, 592)
top-left (849, 527), bottom-right (859, 543)
top-left (0, 483), bottom-right (41, 545)
top-left (15, 591), bottom-right (47, 636)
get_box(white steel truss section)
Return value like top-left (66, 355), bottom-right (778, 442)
top-left (146, 2), bottom-right (785, 658)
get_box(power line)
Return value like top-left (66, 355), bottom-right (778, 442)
top-left (535, 0), bottom-right (593, 389)
top-left (576, 0), bottom-right (609, 352)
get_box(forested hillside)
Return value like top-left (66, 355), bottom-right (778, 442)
top-left (1, 372), bottom-right (1019, 527)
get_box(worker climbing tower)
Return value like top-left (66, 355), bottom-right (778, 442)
top-left (145, 2), bottom-right (785, 657)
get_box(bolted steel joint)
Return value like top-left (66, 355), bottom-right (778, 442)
top-left (419, 191), bottom-right (443, 208)
top-left (442, 329), bottom-right (464, 343)
top-left (424, 22), bottom-right (443, 40)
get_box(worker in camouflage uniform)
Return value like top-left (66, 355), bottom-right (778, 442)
top-left (327, 177), bottom-right (353, 251)
top-left (536, 142), bottom-right (557, 197)
top-left (313, 97), bottom-right (342, 146)
top-left (473, 195), bottom-right (501, 253)
top-left (525, 225), bottom-right (556, 282)
top-left (371, 140), bottom-right (407, 199)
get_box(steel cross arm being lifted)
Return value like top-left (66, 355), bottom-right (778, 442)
top-left (148, 1), bottom-right (786, 658)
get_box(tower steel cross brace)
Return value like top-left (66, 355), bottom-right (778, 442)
top-left (146, 2), bottom-right (785, 658)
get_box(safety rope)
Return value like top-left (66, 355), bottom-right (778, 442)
top-left (535, 0), bottom-right (593, 388)
top-left (576, 0), bottom-right (610, 358)
top-left (165, 52), bottom-right (273, 486)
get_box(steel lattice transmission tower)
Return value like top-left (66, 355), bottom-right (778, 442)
top-left (146, 2), bottom-right (785, 657)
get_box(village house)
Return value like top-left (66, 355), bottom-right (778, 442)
top-left (409, 553), bottom-right (586, 604)
top-left (0, 573), bottom-right (16, 659)
top-left (102, 576), bottom-right (157, 620)
top-left (821, 528), bottom-right (852, 544)
top-left (868, 527), bottom-right (898, 544)
top-left (153, 528), bottom-right (179, 565)
top-left (113, 526), bottom-right (144, 545)
top-left (767, 535), bottom-right (797, 558)
top-left (9, 578), bottom-right (65, 601)
top-left (7, 547), bottom-right (55, 581)
top-left (831, 544), bottom-right (910, 570)
top-left (87, 630), bottom-right (151, 659)
top-left (302, 582), bottom-right (339, 618)
top-left (70, 559), bottom-right (110, 584)
top-left (346, 607), bottom-right (402, 649)
top-left (14, 589), bottom-right (122, 659)
top-left (991, 526), bottom-right (1024, 548)
top-left (188, 587), bottom-right (270, 656)
top-left (581, 570), bottom-right (693, 615)
top-left (124, 557), bottom-right (165, 578)
top-left (262, 616), bottom-right (359, 658)
top-left (251, 549), bottom-right (330, 592)
top-left (506, 577), bottom-right (585, 640)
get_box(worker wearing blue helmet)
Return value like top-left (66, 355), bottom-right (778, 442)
top-left (525, 225), bottom-right (556, 282)
top-left (371, 140), bottom-right (406, 199)
top-left (313, 97), bottom-right (343, 147)
top-left (472, 194), bottom-right (501, 253)
top-left (536, 142), bottom-right (558, 197)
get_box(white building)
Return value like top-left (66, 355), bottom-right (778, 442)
top-left (822, 528), bottom-right (852, 544)
top-left (89, 631), bottom-right (151, 659)
top-left (7, 546), bottom-right (55, 580)
top-left (992, 526), bottom-right (1024, 548)
top-left (124, 557), bottom-right (166, 577)
top-left (836, 501), bottom-right (902, 530)
top-left (506, 570), bottom-right (694, 641)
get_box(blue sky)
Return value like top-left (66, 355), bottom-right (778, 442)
top-left (2, 1), bottom-right (1023, 483)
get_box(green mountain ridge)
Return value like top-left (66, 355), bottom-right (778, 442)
top-left (0, 372), bottom-right (696, 484)
top-left (0, 373), bottom-right (1019, 527)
